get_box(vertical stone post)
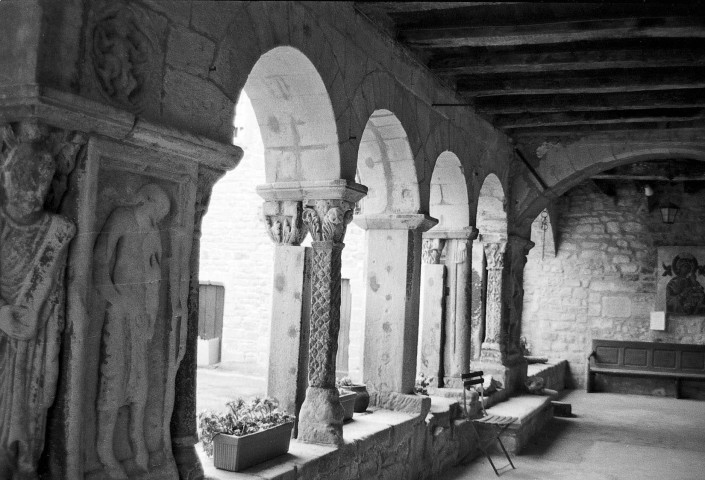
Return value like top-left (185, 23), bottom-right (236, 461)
top-left (418, 238), bottom-right (446, 388)
top-left (172, 165), bottom-right (226, 480)
top-left (470, 240), bottom-right (486, 362)
top-left (297, 198), bottom-right (357, 445)
top-left (261, 201), bottom-right (311, 437)
top-left (356, 214), bottom-right (438, 395)
top-left (439, 227), bottom-right (479, 389)
top-left (480, 240), bottom-right (508, 363)
top-left (506, 235), bottom-right (535, 363)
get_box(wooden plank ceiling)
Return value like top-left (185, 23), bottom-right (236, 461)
top-left (355, 2), bottom-right (705, 142)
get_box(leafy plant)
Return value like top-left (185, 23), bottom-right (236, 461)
top-left (414, 373), bottom-right (434, 395)
top-left (198, 397), bottom-right (294, 457)
top-left (336, 376), bottom-right (358, 387)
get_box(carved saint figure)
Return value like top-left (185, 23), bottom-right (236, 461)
top-left (0, 143), bottom-right (75, 479)
top-left (93, 184), bottom-right (170, 479)
top-left (666, 253), bottom-right (705, 315)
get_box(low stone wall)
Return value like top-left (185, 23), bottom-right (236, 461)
top-left (200, 396), bottom-right (481, 480)
top-left (482, 395), bottom-right (554, 454)
top-left (528, 361), bottom-right (568, 392)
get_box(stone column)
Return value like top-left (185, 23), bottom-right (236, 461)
top-left (479, 240), bottom-right (508, 364)
top-left (172, 165), bottom-right (225, 480)
top-left (437, 227), bottom-right (479, 389)
top-left (506, 235), bottom-right (535, 363)
top-left (261, 200), bottom-right (311, 438)
top-left (296, 189), bottom-right (364, 446)
top-left (417, 238), bottom-right (446, 388)
top-left (356, 214), bottom-right (438, 395)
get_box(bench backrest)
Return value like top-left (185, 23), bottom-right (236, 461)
top-left (590, 339), bottom-right (705, 374)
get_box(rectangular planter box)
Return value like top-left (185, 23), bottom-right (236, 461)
top-left (213, 421), bottom-right (294, 472)
top-left (340, 389), bottom-right (356, 421)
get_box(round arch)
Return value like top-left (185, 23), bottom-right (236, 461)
top-left (516, 146), bottom-right (705, 232)
top-left (429, 151), bottom-right (469, 231)
top-left (476, 173), bottom-right (507, 240)
top-left (242, 46), bottom-right (340, 183)
top-left (356, 109), bottom-right (420, 215)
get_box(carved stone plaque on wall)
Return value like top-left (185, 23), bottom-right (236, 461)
top-left (656, 247), bottom-right (705, 316)
top-left (64, 138), bottom-right (195, 480)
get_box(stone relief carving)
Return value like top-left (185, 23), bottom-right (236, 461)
top-left (482, 241), bottom-right (507, 348)
top-left (298, 200), bottom-right (355, 446)
top-left (263, 201), bottom-right (307, 245)
top-left (93, 183), bottom-right (171, 479)
top-left (91, 1), bottom-right (156, 111)
top-left (303, 201), bottom-right (354, 244)
top-left (422, 238), bottom-right (445, 264)
top-left (0, 137), bottom-right (76, 478)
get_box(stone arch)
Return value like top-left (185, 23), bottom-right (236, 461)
top-left (516, 144), bottom-right (705, 232)
top-left (347, 72), bottom-right (427, 208)
top-left (476, 173), bottom-right (508, 240)
top-left (356, 109), bottom-right (420, 214)
top-left (429, 151), bottom-right (469, 231)
top-left (241, 46), bottom-right (340, 183)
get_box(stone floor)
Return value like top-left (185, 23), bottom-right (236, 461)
top-left (440, 390), bottom-right (705, 480)
top-left (197, 362), bottom-right (267, 412)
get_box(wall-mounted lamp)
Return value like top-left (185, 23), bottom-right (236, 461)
top-left (644, 184), bottom-right (654, 197)
top-left (660, 203), bottom-right (679, 224)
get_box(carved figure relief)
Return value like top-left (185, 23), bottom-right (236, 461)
top-left (93, 184), bottom-right (171, 479)
top-left (91, 1), bottom-right (156, 111)
top-left (482, 241), bottom-right (506, 347)
top-left (0, 140), bottom-right (75, 478)
top-left (263, 201), bottom-right (307, 245)
top-left (422, 238), bottom-right (445, 264)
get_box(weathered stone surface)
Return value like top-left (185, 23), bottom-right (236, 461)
top-left (370, 392), bottom-right (431, 418)
top-left (298, 387), bottom-right (345, 446)
top-left (418, 264), bottom-right (444, 387)
top-left (0, 124), bottom-right (76, 478)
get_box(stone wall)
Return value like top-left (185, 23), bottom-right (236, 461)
top-left (522, 181), bottom-right (705, 388)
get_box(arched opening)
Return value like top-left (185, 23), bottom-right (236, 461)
top-left (197, 47), bottom-right (339, 416)
top-left (421, 151), bottom-right (472, 387)
top-left (353, 109), bottom-right (422, 393)
top-left (429, 151), bottom-right (469, 231)
top-left (471, 174), bottom-right (507, 361)
top-left (521, 157), bottom-right (705, 395)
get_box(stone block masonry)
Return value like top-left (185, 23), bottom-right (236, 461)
top-left (523, 182), bottom-right (705, 388)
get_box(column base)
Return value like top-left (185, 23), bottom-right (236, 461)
top-left (297, 387), bottom-right (344, 446)
top-left (471, 359), bottom-right (528, 396)
top-left (172, 439), bottom-right (204, 480)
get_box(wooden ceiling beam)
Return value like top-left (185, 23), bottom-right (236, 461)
top-left (399, 17), bottom-right (705, 48)
top-left (429, 47), bottom-right (705, 75)
top-left (494, 108), bottom-right (705, 129)
top-left (507, 119), bottom-right (705, 137)
top-left (457, 68), bottom-right (705, 96)
top-left (474, 90), bottom-right (705, 114)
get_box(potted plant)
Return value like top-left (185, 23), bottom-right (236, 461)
top-left (414, 373), bottom-right (434, 396)
top-left (338, 388), bottom-right (357, 421)
top-left (337, 376), bottom-right (370, 413)
top-left (198, 397), bottom-right (295, 472)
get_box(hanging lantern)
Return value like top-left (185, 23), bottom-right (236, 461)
top-left (660, 203), bottom-right (679, 224)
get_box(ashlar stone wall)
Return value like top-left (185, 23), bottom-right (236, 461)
top-left (523, 181), bottom-right (705, 388)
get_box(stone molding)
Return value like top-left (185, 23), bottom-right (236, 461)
top-left (0, 85), bottom-right (242, 170)
top-left (263, 200), bottom-right (307, 246)
top-left (353, 213), bottom-right (438, 231)
top-left (256, 179), bottom-right (368, 203)
top-left (423, 225), bottom-right (479, 240)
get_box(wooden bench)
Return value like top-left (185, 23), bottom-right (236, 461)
top-left (587, 339), bottom-right (705, 398)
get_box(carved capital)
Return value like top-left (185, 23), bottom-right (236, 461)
top-left (302, 199), bottom-right (355, 244)
top-left (263, 201), bottom-right (307, 246)
top-left (483, 241), bottom-right (507, 270)
top-left (422, 238), bottom-right (445, 264)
